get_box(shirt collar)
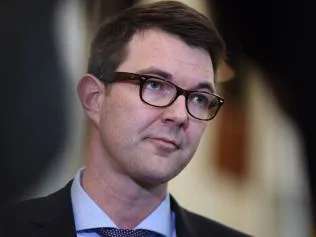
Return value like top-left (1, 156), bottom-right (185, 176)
top-left (71, 167), bottom-right (173, 237)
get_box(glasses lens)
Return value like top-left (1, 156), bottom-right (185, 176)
top-left (187, 92), bottom-right (220, 120)
top-left (141, 78), bottom-right (176, 106)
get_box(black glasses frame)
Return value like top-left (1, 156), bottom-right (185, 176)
top-left (114, 72), bottom-right (224, 121)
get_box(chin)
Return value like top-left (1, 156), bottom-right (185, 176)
top-left (138, 168), bottom-right (182, 188)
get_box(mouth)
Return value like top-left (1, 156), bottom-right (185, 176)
top-left (147, 137), bottom-right (180, 150)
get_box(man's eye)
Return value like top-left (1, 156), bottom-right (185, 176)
top-left (192, 94), bottom-right (209, 105)
top-left (144, 79), bottom-right (164, 90)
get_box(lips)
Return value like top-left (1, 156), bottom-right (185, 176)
top-left (147, 137), bottom-right (180, 149)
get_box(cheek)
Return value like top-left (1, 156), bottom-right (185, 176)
top-left (101, 95), bottom-right (159, 140)
top-left (186, 123), bottom-right (206, 149)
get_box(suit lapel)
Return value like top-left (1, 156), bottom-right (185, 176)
top-left (30, 181), bottom-right (77, 237)
top-left (170, 195), bottom-right (195, 237)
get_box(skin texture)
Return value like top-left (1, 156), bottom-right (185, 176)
top-left (77, 29), bottom-right (215, 228)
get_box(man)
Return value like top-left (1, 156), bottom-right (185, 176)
top-left (0, 1), bottom-right (251, 236)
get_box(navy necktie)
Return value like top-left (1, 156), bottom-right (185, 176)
top-left (92, 227), bottom-right (162, 237)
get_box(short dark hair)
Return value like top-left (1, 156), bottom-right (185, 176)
top-left (87, 0), bottom-right (226, 84)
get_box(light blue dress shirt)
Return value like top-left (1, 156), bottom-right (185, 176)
top-left (71, 167), bottom-right (176, 237)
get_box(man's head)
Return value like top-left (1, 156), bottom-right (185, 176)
top-left (87, 0), bottom-right (225, 85)
top-left (78, 1), bottom-right (225, 189)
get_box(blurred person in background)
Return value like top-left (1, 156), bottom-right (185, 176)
top-left (0, 0), bottom-right (68, 205)
top-left (0, 1), bottom-right (251, 236)
top-left (212, 0), bottom-right (313, 233)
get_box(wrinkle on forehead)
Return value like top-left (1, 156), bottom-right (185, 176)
top-left (133, 29), bottom-right (213, 74)
top-left (121, 29), bottom-right (215, 87)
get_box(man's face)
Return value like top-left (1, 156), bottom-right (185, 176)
top-left (99, 29), bottom-right (215, 186)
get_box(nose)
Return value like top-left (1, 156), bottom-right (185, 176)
top-left (161, 95), bottom-right (188, 126)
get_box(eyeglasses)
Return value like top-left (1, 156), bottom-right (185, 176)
top-left (114, 72), bottom-right (224, 121)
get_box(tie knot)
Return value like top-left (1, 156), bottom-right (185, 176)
top-left (93, 227), bottom-right (159, 237)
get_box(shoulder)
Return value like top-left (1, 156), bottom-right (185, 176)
top-left (170, 196), bottom-right (252, 237)
top-left (0, 181), bottom-right (72, 217)
top-left (182, 207), bottom-right (251, 237)
top-left (0, 191), bottom-right (62, 218)
top-left (0, 181), bottom-right (73, 233)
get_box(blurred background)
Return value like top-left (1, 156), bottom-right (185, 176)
top-left (1, 0), bottom-right (311, 236)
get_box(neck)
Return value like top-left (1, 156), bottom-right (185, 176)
top-left (82, 166), bottom-right (167, 228)
top-left (82, 132), bottom-right (168, 228)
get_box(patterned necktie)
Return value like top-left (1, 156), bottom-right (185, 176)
top-left (92, 227), bottom-right (161, 237)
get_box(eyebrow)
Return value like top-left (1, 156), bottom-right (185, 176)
top-left (136, 67), bottom-right (173, 80)
top-left (136, 67), bottom-right (215, 93)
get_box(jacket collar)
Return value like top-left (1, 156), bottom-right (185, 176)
top-left (30, 180), bottom-right (196, 237)
top-left (30, 181), bottom-right (76, 237)
top-left (170, 195), bottom-right (196, 237)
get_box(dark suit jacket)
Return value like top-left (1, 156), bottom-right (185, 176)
top-left (0, 181), bottom-right (251, 237)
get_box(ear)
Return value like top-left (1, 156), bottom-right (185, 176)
top-left (77, 74), bottom-right (104, 128)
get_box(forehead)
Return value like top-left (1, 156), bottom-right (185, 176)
top-left (117, 29), bottom-right (215, 89)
